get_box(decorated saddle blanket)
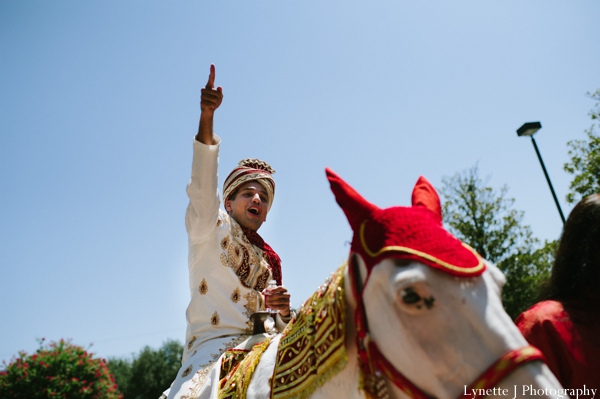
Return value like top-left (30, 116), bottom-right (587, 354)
top-left (218, 264), bottom-right (348, 399)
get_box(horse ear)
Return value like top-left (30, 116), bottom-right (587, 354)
top-left (326, 168), bottom-right (378, 229)
top-left (411, 176), bottom-right (442, 221)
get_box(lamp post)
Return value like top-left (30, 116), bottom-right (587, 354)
top-left (516, 122), bottom-right (566, 224)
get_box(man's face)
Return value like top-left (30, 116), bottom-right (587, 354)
top-left (225, 181), bottom-right (270, 231)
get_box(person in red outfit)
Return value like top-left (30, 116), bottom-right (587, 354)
top-left (516, 193), bottom-right (600, 389)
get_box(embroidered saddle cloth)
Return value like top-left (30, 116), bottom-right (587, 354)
top-left (218, 264), bottom-right (348, 399)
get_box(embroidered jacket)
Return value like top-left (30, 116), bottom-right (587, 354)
top-left (163, 136), bottom-right (279, 399)
top-left (183, 136), bottom-right (275, 363)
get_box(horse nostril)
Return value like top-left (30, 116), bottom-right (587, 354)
top-left (401, 287), bottom-right (421, 304)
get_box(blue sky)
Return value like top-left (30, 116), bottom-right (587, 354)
top-left (1, 1), bottom-right (599, 364)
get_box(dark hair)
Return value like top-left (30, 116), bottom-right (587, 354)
top-left (540, 193), bottom-right (600, 311)
top-left (227, 190), bottom-right (238, 202)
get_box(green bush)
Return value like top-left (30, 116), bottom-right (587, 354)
top-left (108, 339), bottom-right (183, 399)
top-left (0, 339), bottom-right (122, 399)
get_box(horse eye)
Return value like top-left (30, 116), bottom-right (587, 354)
top-left (393, 258), bottom-right (412, 268)
top-left (401, 287), bottom-right (421, 304)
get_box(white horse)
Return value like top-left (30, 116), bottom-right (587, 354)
top-left (215, 169), bottom-right (563, 399)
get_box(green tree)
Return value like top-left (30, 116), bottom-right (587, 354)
top-left (0, 339), bottom-right (122, 399)
top-left (107, 358), bottom-right (132, 398)
top-left (496, 240), bottom-right (556, 318)
top-left (108, 339), bottom-right (183, 399)
top-left (440, 165), bottom-right (555, 319)
top-left (564, 88), bottom-right (600, 204)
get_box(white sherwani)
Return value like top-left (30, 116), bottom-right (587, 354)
top-left (165, 136), bottom-right (275, 399)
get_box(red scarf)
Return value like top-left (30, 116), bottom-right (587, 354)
top-left (241, 226), bottom-right (282, 286)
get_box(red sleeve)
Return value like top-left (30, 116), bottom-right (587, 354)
top-left (516, 300), bottom-right (600, 389)
top-left (515, 301), bottom-right (574, 386)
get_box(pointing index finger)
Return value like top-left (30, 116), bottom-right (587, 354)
top-left (205, 64), bottom-right (216, 89)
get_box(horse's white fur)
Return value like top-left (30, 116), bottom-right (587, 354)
top-left (247, 258), bottom-right (563, 399)
top-left (363, 258), bottom-right (561, 399)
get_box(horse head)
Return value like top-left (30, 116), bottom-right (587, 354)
top-left (326, 168), bottom-right (561, 399)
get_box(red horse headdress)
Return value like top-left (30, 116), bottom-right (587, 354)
top-left (326, 168), bottom-right (484, 278)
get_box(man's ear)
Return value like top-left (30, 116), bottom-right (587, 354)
top-left (225, 198), bottom-right (232, 212)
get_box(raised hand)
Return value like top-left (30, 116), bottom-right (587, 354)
top-left (196, 64), bottom-right (223, 144)
top-left (200, 64), bottom-right (223, 115)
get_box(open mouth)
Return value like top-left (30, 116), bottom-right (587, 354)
top-left (248, 208), bottom-right (260, 215)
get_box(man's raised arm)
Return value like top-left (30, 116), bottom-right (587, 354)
top-left (196, 64), bottom-right (223, 145)
top-left (186, 64), bottom-right (223, 244)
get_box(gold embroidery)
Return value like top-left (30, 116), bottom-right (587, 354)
top-left (217, 219), bottom-right (222, 227)
top-left (186, 362), bottom-right (217, 397)
top-left (243, 291), bottom-right (259, 332)
top-left (218, 338), bottom-right (273, 399)
top-left (182, 365), bottom-right (193, 378)
top-left (243, 291), bottom-right (259, 318)
top-left (226, 335), bottom-right (249, 350)
top-left (212, 335), bottom-right (250, 361)
top-left (199, 278), bottom-right (208, 295)
top-left (211, 311), bottom-right (220, 326)
top-left (185, 335), bottom-right (250, 398)
top-left (220, 236), bottom-right (229, 250)
top-left (231, 287), bottom-right (241, 303)
top-left (272, 264), bottom-right (348, 399)
top-left (227, 241), bottom-right (246, 270)
top-left (220, 350), bottom-right (248, 380)
top-left (219, 215), bottom-right (272, 291)
top-left (187, 336), bottom-right (196, 350)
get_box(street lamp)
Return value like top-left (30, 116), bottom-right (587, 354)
top-left (516, 122), bottom-right (566, 224)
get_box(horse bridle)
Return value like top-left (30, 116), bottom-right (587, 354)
top-left (349, 255), bottom-right (545, 399)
